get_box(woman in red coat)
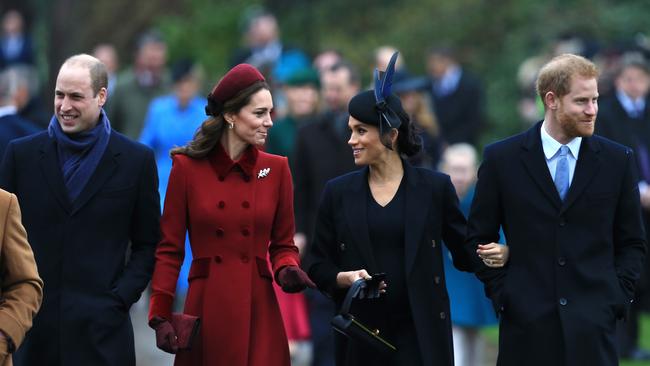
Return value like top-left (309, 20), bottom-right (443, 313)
top-left (148, 64), bottom-right (315, 366)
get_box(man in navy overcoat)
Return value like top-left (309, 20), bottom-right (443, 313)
top-left (0, 54), bottom-right (160, 366)
top-left (468, 54), bottom-right (647, 365)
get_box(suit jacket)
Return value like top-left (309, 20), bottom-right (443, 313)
top-left (429, 70), bottom-right (485, 146)
top-left (0, 190), bottom-right (42, 366)
top-left (467, 122), bottom-right (646, 366)
top-left (0, 114), bottom-right (40, 160)
top-left (293, 111), bottom-right (357, 242)
top-left (149, 145), bottom-right (299, 366)
top-left (307, 162), bottom-right (474, 366)
top-left (0, 130), bottom-right (160, 366)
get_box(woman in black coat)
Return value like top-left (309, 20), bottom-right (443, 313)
top-left (306, 53), bottom-right (507, 366)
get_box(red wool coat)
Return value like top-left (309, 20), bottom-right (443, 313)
top-left (149, 144), bottom-right (300, 366)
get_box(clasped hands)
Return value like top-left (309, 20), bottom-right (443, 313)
top-left (477, 242), bottom-right (509, 268)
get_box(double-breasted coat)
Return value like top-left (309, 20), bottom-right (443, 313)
top-left (0, 130), bottom-right (160, 366)
top-left (306, 162), bottom-right (475, 366)
top-left (149, 144), bottom-right (300, 366)
top-left (467, 122), bottom-right (647, 365)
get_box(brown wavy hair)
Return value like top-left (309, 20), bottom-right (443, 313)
top-left (171, 81), bottom-right (270, 158)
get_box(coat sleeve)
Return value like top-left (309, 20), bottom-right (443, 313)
top-left (0, 141), bottom-right (17, 193)
top-left (269, 158), bottom-right (300, 276)
top-left (440, 176), bottom-right (475, 272)
top-left (149, 155), bottom-right (188, 321)
top-left (0, 193), bottom-right (43, 353)
top-left (305, 182), bottom-right (342, 297)
top-left (613, 149), bottom-right (647, 300)
top-left (466, 146), bottom-right (507, 314)
top-left (113, 147), bottom-right (160, 307)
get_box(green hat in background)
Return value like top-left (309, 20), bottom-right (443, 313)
top-left (284, 68), bottom-right (320, 88)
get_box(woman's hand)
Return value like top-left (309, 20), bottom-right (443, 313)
top-left (477, 243), bottom-right (509, 268)
top-left (336, 270), bottom-right (387, 294)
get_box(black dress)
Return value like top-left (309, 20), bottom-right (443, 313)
top-left (362, 179), bottom-right (423, 366)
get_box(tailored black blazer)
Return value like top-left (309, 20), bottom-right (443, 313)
top-left (0, 130), bottom-right (160, 366)
top-left (307, 161), bottom-right (474, 366)
top-left (467, 122), bottom-right (646, 366)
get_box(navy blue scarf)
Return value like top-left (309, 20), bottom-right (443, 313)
top-left (48, 110), bottom-right (111, 201)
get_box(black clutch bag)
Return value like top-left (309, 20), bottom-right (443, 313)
top-left (331, 279), bottom-right (397, 353)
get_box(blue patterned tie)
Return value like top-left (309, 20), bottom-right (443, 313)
top-left (554, 145), bottom-right (570, 200)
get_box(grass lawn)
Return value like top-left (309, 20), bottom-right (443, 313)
top-left (481, 314), bottom-right (650, 366)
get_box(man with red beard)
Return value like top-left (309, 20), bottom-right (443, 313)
top-left (467, 53), bottom-right (646, 365)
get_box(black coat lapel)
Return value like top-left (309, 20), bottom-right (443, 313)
top-left (520, 122), bottom-right (562, 209)
top-left (39, 138), bottom-right (72, 213)
top-left (342, 167), bottom-right (379, 272)
top-left (70, 135), bottom-right (118, 215)
top-left (561, 137), bottom-right (600, 213)
top-left (403, 162), bottom-right (431, 277)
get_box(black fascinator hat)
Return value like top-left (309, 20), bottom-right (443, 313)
top-left (348, 52), bottom-right (407, 138)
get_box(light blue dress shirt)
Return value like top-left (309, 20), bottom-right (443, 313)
top-left (540, 121), bottom-right (581, 187)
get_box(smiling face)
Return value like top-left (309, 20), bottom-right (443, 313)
top-left (228, 88), bottom-right (274, 147)
top-left (54, 64), bottom-right (106, 134)
top-left (347, 116), bottom-right (394, 166)
top-left (546, 76), bottom-right (598, 143)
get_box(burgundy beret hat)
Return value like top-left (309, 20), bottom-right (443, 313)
top-left (205, 64), bottom-right (265, 116)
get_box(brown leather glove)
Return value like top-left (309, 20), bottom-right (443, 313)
top-left (277, 266), bottom-right (316, 293)
top-left (150, 316), bottom-right (178, 354)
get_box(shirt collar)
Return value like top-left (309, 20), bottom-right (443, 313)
top-left (209, 142), bottom-right (259, 181)
top-left (0, 105), bottom-right (17, 118)
top-left (540, 120), bottom-right (582, 160)
top-left (616, 89), bottom-right (646, 116)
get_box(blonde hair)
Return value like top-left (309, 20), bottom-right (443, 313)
top-left (536, 53), bottom-right (599, 108)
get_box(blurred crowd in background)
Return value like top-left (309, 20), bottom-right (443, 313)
top-left (3, 3), bottom-right (650, 365)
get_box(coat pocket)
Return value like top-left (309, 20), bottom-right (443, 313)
top-left (255, 257), bottom-right (273, 281)
top-left (188, 257), bottom-right (211, 281)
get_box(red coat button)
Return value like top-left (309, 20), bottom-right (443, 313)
top-left (218, 201), bottom-right (225, 209)
top-left (218, 176), bottom-right (225, 182)
top-left (241, 228), bottom-right (250, 237)
top-left (241, 255), bottom-right (249, 263)
top-left (216, 228), bottom-right (224, 237)
top-left (215, 255), bottom-right (222, 263)
top-left (242, 201), bottom-right (250, 208)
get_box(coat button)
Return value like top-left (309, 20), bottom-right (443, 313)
top-left (241, 228), bottom-right (250, 237)
top-left (243, 176), bottom-right (251, 182)
top-left (434, 276), bottom-right (441, 285)
top-left (558, 257), bottom-right (566, 266)
top-left (440, 312), bottom-right (446, 320)
top-left (241, 255), bottom-right (249, 263)
top-left (431, 240), bottom-right (436, 248)
top-left (215, 255), bottom-right (222, 263)
top-left (218, 176), bottom-right (225, 182)
top-left (559, 218), bottom-right (567, 226)
top-left (218, 201), bottom-right (225, 209)
top-left (559, 298), bottom-right (568, 306)
top-left (216, 228), bottom-right (224, 237)
top-left (340, 243), bottom-right (346, 251)
top-left (242, 201), bottom-right (250, 208)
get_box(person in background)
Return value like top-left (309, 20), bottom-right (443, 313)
top-left (292, 60), bottom-right (361, 366)
top-left (92, 43), bottom-right (119, 98)
top-left (392, 70), bottom-right (443, 169)
top-left (594, 52), bottom-right (650, 361)
top-left (0, 189), bottom-right (43, 366)
top-left (426, 47), bottom-right (485, 146)
top-left (0, 67), bottom-right (40, 158)
top-left (139, 59), bottom-right (206, 303)
top-left (1, 54), bottom-right (160, 366)
top-left (439, 143), bottom-right (501, 366)
top-left (148, 63), bottom-right (314, 366)
top-left (108, 30), bottom-right (170, 140)
top-left (0, 10), bottom-right (34, 69)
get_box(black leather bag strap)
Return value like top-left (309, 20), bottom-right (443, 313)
top-left (339, 279), bottom-right (366, 315)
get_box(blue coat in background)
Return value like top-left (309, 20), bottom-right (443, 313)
top-left (139, 94), bottom-right (205, 293)
top-left (442, 186), bottom-right (497, 327)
